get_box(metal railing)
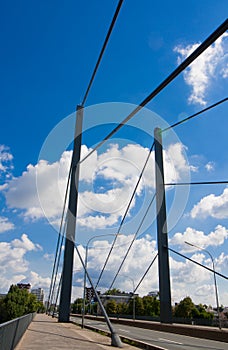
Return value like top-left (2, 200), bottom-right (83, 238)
top-left (0, 312), bottom-right (36, 350)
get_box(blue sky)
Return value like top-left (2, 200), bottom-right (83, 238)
top-left (0, 0), bottom-right (227, 307)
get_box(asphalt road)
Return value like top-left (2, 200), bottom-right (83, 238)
top-left (71, 317), bottom-right (228, 350)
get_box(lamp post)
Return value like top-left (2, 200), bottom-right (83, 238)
top-left (185, 241), bottom-right (221, 329)
top-left (82, 233), bottom-right (121, 328)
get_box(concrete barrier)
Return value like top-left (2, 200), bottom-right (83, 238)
top-left (71, 314), bottom-right (228, 343)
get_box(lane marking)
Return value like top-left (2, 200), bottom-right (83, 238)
top-left (159, 337), bottom-right (183, 345)
top-left (118, 328), bottom-right (129, 333)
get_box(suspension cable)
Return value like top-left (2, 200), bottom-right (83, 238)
top-left (134, 253), bottom-right (158, 294)
top-left (79, 19), bottom-right (228, 165)
top-left (95, 141), bottom-right (155, 289)
top-left (168, 247), bottom-right (228, 280)
top-left (165, 180), bottom-right (228, 186)
top-left (81, 0), bottom-right (124, 106)
top-left (46, 166), bottom-right (72, 312)
top-left (162, 97), bottom-right (228, 133)
top-left (108, 192), bottom-right (156, 290)
top-left (48, 219), bottom-right (67, 313)
top-left (51, 273), bottom-right (62, 317)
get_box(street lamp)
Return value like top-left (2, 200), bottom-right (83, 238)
top-left (185, 241), bottom-right (221, 329)
top-left (82, 233), bottom-right (122, 328)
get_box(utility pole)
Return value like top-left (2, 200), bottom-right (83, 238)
top-left (59, 105), bottom-right (83, 322)
top-left (154, 127), bottom-right (172, 324)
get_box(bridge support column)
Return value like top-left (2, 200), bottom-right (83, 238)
top-left (154, 127), bottom-right (172, 324)
top-left (59, 105), bottom-right (83, 322)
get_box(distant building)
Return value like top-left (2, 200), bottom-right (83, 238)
top-left (31, 288), bottom-right (44, 303)
top-left (17, 283), bottom-right (31, 291)
top-left (148, 291), bottom-right (159, 298)
top-left (97, 292), bottom-right (136, 315)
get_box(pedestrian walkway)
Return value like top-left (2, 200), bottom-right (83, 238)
top-left (15, 313), bottom-right (137, 349)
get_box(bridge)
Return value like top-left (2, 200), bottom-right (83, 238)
top-left (44, 7), bottom-right (228, 349)
top-left (13, 313), bottom-right (228, 350)
top-left (1, 2), bottom-right (228, 350)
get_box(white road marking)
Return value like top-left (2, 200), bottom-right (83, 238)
top-left (118, 328), bottom-right (129, 333)
top-left (159, 337), bottom-right (183, 345)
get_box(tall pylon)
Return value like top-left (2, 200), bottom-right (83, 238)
top-left (58, 105), bottom-right (83, 322)
top-left (154, 127), bottom-right (172, 323)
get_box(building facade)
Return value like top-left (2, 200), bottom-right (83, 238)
top-left (31, 288), bottom-right (44, 303)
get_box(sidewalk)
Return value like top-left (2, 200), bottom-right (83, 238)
top-left (15, 314), bottom-right (136, 349)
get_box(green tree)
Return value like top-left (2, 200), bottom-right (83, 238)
top-left (174, 297), bottom-right (214, 320)
top-left (0, 285), bottom-right (40, 323)
top-left (106, 300), bottom-right (117, 315)
top-left (37, 302), bottom-right (46, 313)
top-left (106, 288), bottom-right (122, 295)
top-left (128, 296), bottom-right (144, 316)
top-left (174, 297), bottom-right (196, 318)
top-left (142, 296), bottom-right (160, 316)
top-left (72, 298), bottom-right (84, 313)
top-left (194, 304), bottom-right (213, 320)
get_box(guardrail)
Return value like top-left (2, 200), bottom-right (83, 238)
top-left (0, 312), bottom-right (36, 350)
top-left (71, 314), bottom-right (228, 343)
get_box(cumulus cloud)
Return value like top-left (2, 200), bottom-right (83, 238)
top-left (170, 253), bottom-right (209, 285)
top-left (24, 271), bottom-right (51, 289)
top-left (174, 32), bottom-right (228, 105)
top-left (190, 188), bottom-right (228, 219)
top-left (169, 225), bottom-right (228, 250)
top-left (0, 216), bottom-right (15, 233)
top-left (73, 234), bottom-right (158, 295)
top-left (71, 233), bottom-right (227, 306)
top-left (0, 234), bottom-right (43, 293)
top-left (1, 142), bottom-right (193, 230)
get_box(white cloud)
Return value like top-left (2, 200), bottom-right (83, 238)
top-left (215, 252), bottom-right (228, 269)
top-left (0, 216), bottom-right (15, 233)
top-left (205, 161), bottom-right (215, 172)
top-left (170, 253), bottom-right (210, 286)
top-left (190, 188), bottom-right (228, 219)
top-left (194, 284), bottom-right (214, 297)
top-left (73, 234), bottom-right (158, 296)
top-left (71, 234), bottom-right (225, 306)
top-left (1, 142), bottom-right (193, 230)
top-left (169, 225), bottom-right (228, 250)
top-left (12, 233), bottom-right (41, 251)
top-left (0, 145), bottom-right (13, 178)
top-left (43, 253), bottom-right (54, 261)
top-left (174, 32), bottom-right (228, 105)
top-left (0, 234), bottom-right (43, 293)
top-left (26, 271), bottom-right (51, 289)
top-left (1, 151), bottom-right (72, 221)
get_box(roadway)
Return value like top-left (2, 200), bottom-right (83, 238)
top-left (71, 316), bottom-right (228, 350)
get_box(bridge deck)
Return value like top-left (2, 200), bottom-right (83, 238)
top-left (15, 313), bottom-right (136, 349)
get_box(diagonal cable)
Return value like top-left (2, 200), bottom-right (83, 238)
top-left (165, 180), bottom-right (228, 186)
top-left (162, 97), bottom-right (228, 133)
top-left (46, 165), bottom-right (72, 311)
top-left (48, 219), bottom-right (67, 312)
top-left (81, 0), bottom-right (124, 106)
top-left (79, 19), bottom-right (228, 165)
top-left (108, 192), bottom-right (156, 290)
top-left (95, 141), bottom-right (155, 289)
top-left (134, 253), bottom-right (158, 294)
